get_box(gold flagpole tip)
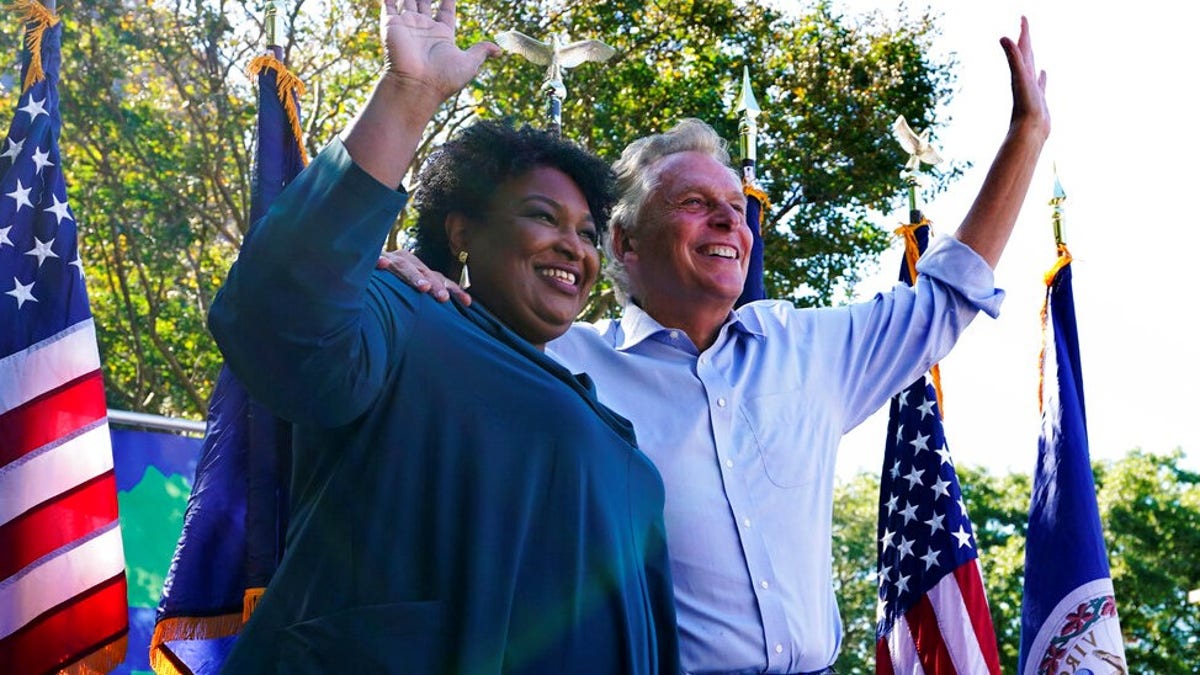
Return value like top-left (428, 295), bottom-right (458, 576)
top-left (265, 0), bottom-right (282, 49)
top-left (1050, 164), bottom-right (1066, 246)
top-left (734, 66), bottom-right (760, 117)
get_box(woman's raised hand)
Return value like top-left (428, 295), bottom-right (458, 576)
top-left (380, 0), bottom-right (499, 106)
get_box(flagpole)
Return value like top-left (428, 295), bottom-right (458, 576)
top-left (907, 181), bottom-right (920, 225)
top-left (733, 67), bottom-right (767, 307)
top-left (892, 116), bottom-right (942, 226)
top-left (546, 89), bottom-right (562, 138)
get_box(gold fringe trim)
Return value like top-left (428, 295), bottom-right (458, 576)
top-left (242, 586), bottom-right (265, 622)
top-left (248, 53), bottom-right (309, 165)
top-left (148, 612), bottom-right (243, 675)
top-left (58, 634), bottom-right (128, 674)
top-left (743, 180), bottom-right (770, 215)
top-left (12, 0), bottom-right (60, 92)
top-left (928, 363), bottom-right (944, 417)
top-left (1042, 242), bottom-right (1072, 288)
top-left (894, 218), bottom-right (945, 415)
top-left (1037, 244), bottom-right (1072, 412)
top-left (893, 217), bottom-right (930, 290)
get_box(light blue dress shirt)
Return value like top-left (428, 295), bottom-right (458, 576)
top-left (547, 236), bottom-right (1003, 674)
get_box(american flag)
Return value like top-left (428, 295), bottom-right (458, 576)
top-left (0, 4), bottom-right (128, 674)
top-left (874, 220), bottom-right (1001, 674)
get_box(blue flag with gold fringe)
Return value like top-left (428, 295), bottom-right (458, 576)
top-left (736, 180), bottom-right (766, 306)
top-left (1018, 234), bottom-right (1127, 674)
top-left (150, 46), bottom-right (306, 675)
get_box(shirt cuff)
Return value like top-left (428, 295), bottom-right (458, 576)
top-left (916, 235), bottom-right (1005, 319)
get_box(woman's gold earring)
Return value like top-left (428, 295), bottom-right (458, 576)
top-left (457, 250), bottom-right (470, 289)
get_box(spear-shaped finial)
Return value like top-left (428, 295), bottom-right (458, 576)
top-left (735, 66), bottom-right (761, 182)
top-left (1050, 165), bottom-right (1067, 247)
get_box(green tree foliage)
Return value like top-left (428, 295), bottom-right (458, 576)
top-left (1, 0), bottom-right (953, 416)
top-left (57, 2), bottom-right (253, 417)
top-left (1096, 449), bottom-right (1200, 671)
top-left (832, 449), bottom-right (1200, 673)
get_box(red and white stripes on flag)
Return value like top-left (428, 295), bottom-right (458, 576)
top-left (0, 3), bottom-right (128, 672)
top-left (876, 557), bottom-right (1001, 673)
top-left (0, 321), bottom-right (128, 672)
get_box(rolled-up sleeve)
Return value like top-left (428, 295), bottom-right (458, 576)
top-left (833, 234), bottom-right (1005, 430)
top-left (916, 235), bottom-right (1005, 319)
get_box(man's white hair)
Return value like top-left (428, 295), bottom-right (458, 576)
top-left (603, 118), bottom-right (737, 305)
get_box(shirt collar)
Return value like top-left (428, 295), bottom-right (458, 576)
top-left (613, 301), bottom-right (766, 351)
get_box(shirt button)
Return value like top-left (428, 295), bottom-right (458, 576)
top-left (761, 580), bottom-right (770, 589)
top-left (669, 330), bottom-right (679, 339)
top-left (717, 397), bottom-right (727, 407)
top-left (775, 644), bottom-right (784, 654)
top-left (725, 459), bottom-right (734, 469)
top-left (742, 518), bottom-right (751, 527)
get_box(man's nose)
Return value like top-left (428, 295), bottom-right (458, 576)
top-left (710, 201), bottom-right (745, 230)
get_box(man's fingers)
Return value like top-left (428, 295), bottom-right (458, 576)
top-left (375, 253), bottom-right (430, 286)
top-left (445, 280), bottom-right (472, 306)
top-left (434, 0), bottom-right (456, 30)
top-left (375, 251), bottom-right (464, 302)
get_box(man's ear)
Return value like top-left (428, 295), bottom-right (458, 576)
top-left (445, 212), bottom-right (470, 256)
top-left (610, 223), bottom-right (636, 261)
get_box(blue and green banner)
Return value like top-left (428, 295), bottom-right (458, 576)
top-left (110, 428), bottom-right (202, 675)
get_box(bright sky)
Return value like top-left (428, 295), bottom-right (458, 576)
top-left (773, 0), bottom-right (1200, 478)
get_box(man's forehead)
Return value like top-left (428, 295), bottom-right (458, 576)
top-left (651, 152), bottom-right (742, 196)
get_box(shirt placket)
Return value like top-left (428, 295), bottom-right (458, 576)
top-left (696, 347), bottom-right (794, 671)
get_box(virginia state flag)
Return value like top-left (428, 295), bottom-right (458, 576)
top-left (150, 46), bottom-right (306, 675)
top-left (0, 3), bottom-right (128, 672)
top-left (1018, 245), bottom-right (1127, 674)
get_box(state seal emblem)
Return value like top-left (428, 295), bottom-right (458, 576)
top-left (1024, 579), bottom-right (1128, 675)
